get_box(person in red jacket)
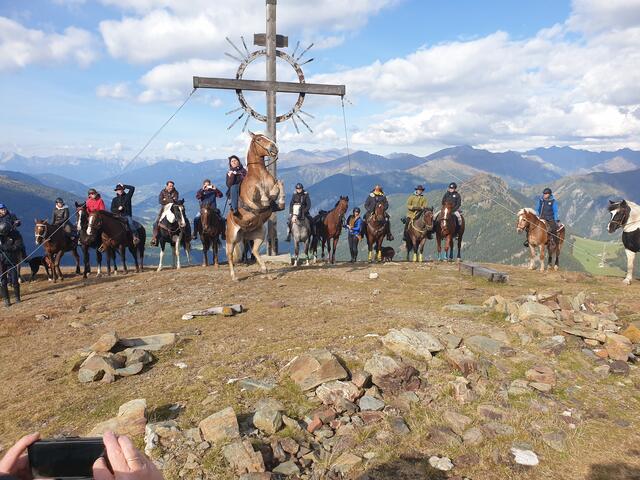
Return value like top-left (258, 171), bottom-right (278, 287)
top-left (86, 188), bottom-right (106, 214)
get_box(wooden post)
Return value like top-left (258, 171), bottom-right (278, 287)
top-left (266, 0), bottom-right (278, 255)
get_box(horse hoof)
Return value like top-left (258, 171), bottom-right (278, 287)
top-left (553, 265), bottom-right (559, 271)
top-left (623, 278), bottom-right (632, 285)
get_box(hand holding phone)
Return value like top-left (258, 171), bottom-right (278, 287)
top-left (0, 432), bottom-right (40, 480)
top-left (28, 437), bottom-right (106, 479)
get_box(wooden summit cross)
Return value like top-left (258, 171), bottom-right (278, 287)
top-left (193, 0), bottom-right (346, 255)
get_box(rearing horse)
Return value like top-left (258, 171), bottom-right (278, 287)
top-left (365, 202), bottom-right (387, 262)
top-left (435, 202), bottom-right (465, 262)
top-left (225, 132), bottom-right (285, 281)
top-left (312, 196), bottom-right (349, 264)
top-left (404, 207), bottom-right (434, 262)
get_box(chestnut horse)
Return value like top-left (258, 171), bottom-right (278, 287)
top-left (365, 201), bottom-right (387, 262)
top-left (517, 208), bottom-right (564, 271)
top-left (312, 196), bottom-right (349, 264)
top-left (226, 132), bottom-right (285, 281)
top-left (87, 211), bottom-right (145, 274)
top-left (435, 202), bottom-right (465, 262)
top-left (75, 202), bottom-right (104, 278)
top-left (404, 207), bottom-right (434, 262)
top-left (198, 205), bottom-right (224, 267)
top-left (34, 220), bottom-right (81, 282)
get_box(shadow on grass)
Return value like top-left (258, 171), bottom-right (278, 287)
top-left (357, 456), bottom-right (447, 480)
top-left (587, 462), bottom-right (640, 480)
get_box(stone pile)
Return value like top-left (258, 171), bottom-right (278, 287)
top-left (76, 331), bottom-right (176, 384)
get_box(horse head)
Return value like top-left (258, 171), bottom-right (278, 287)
top-left (172, 200), bottom-right (187, 229)
top-left (440, 203), bottom-right (455, 235)
top-left (34, 219), bottom-right (49, 245)
top-left (291, 203), bottom-right (302, 224)
top-left (249, 131), bottom-right (279, 162)
top-left (516, 208), bottom-right (536, 233)
top-left (336, 196), bottom-right (349, 215)
top-left (86, 211), bottom-right (102, 238)
top-left (75, 202), bottom-right (88, 232)
top-left (608, 199), bottom-right (630, 233)
top-left (422, 207), bottom-right (434, 229)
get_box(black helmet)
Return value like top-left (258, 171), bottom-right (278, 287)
top-left (449, 182), bottom-right (457, 189)
top-left (415, 185), bottom-right (425, 191)
top-left (55, 197), bottom-right (64, 203)
top-left (353, 207), bottom-right (361, 214)
top-left (295, 183), bottom-right (304, 190)
top-left (543, 187), bottom-right (552, 195)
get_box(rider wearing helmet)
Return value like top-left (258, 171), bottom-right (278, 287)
top-left (51, 197), bottom-right (75, 239)
top-left (0, 203), bottom-right (21, 230)
top-left (111, 183), bottom-right (140, 245)
top-left (0, 220), bottom-right (22, 307)
top-left (364, 184), bottom-right (394, 241)
top-left (538, 186), bottom-right (560, 235)
top-left (286, 183), bottom-right (311, 242)
top-left (441, 182), bottom-right (462, 226)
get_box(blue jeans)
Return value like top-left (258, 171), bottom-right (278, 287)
top-left (124, 216), bottom-right (137, 235)
top-left (230, 184), bottom-right (240, 211)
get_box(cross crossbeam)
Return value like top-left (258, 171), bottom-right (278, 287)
top-left (193, 77), bottom-right (345, 96)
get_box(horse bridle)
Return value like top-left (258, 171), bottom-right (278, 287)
top-left (609, 204), bottom-right (630, 230)
top-left (247, 135), bottom-right (279, 167)
top-left (35, 223), bottom-right (48, 243)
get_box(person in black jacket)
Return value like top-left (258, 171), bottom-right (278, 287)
top-left (441, 182), bottom-right (462, 227)
top-left (151, 181), bottom-right (179, 246)
top-left (0, 221), bottom-right (22, 306)
top-left (286, 183), bottom-right (312, 241)
top-left (226, 156), bottom-right (247, 215)
top-left (51, 197), bottom-right (75, 240)
top-left (364, 185), bottom-right (394, 241)
top-left (111, 183), bottom-right (139, 245)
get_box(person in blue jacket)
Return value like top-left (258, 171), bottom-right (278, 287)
top-left (344, 207), bottom-right (364, 262)
top-left (525, 187), bottom-right (560, 247)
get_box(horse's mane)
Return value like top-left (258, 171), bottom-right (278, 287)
top-left (518, 208), bottom-right (537, 216)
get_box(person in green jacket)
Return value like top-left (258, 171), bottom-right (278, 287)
top-left (403, 185), bottom-right (430, 240)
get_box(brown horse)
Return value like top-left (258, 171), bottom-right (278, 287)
top-left (198, 205), bottom-right (224, 267)
top-left (86, 211), bottom-right (145, 274)
top-left (312, 196), bottom-right (349, 264)
top-left (365, 202), bottom-right (387, 262)
top-left (435, 202), bottom-right (465, 262)
top-left (404, 207), bottom-right (434, 262)
top-left (34, 220), bottom-right (81, 282)
top-left (517, 208), bottom-right (565, 271)
top-left (226, 132), bottom-right (285, 281)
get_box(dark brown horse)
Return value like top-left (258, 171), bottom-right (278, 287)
top-left (86, 211), bottom-right (145, 274)
top-left (34, 220), bottom-right (80, 282)
top-left (198, 205), bottom-right (224, 267)
top-left (365, 201), bottom-right (386, 262)
top-left (75, 202), bottom-right (105, 278)
top-left (312, 196), bottom-right (349, 264)
top-left (435, 202), bottom-right (465, 262)
top-left (517, 208), bottom-right (565, 272)
top-left (404, 207), bottom-right (434, 262)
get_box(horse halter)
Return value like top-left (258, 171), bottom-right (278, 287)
top-left (248, 134), bottom-right (279, 166)
top-left (609, 204), bottom-right (630, 231)
top-left (35, 223), bottom-right (48, 243)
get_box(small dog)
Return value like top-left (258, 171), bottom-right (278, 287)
top-left (26, 256), bottom-right (51, 281)
top-left (381, 246), bottom-right (396, 262)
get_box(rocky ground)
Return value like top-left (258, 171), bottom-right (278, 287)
top-left (1, 260), bottom-right (640, 479)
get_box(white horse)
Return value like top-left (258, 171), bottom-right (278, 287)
top-left (157, 201), bottom-right (191, 271)
top-left (291, 203), bottom-right (311, 267)
top-left (608, 199), bottom-right (640, 285)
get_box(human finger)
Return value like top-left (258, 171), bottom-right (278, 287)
top-left (117, 436), bottom-right (145, 472)
top-left (0, 433), bottom-right (40, 474)
top-left (92, 456), bottom-right (114, 480)
top-left (102, 431), bottom-right (128, 472)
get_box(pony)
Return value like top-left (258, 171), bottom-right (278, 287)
top-left (75, 202), bottom-right (104, 277)
top-left (197, 204), bottom-right (224, 267)
top-left (225, 132), bottom-right (285, 281)
top-left (435, 202), bottom-right (465, 262)
top-left (86, 210), bottom-right (145, 274)
top-left (156, 201), bottom-right (191, 271)
top-left (311, 196), bottom-right (349, 264)
top-left (365, 201), bottom-right (387, 262)
top-left (34, 220), bottom-right (81, 282)
top-left (516, 208), bottom-right (565, 272)
top-left (404, 207), bottom-right (434, 262)
top-left (290, 203), bottom-right (311, 266)
top-left (608, 199), bottom-right (640, 285)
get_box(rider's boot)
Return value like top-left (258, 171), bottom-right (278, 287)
top-left (13, 284), bottom-right (21, 303)
top-left (1, 285), bottom-right (10, 307)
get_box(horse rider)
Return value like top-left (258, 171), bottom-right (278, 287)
top-left (286, 183), bottom-right (312, 242)
top-left (51, 197), bottom-right (76, 240)
top-left (0, 203), bottom-right (21, 230)
top-left (0, 220), bottom-right (22, 307)
top-left (226, 155), bottom-right (247, 216)
top-left (110, 183), bottom-right (140, 245)
top-left (193, 179), bottom-right (223, 240)
top-left (364, 184), bottom-right (394, 241)
top-left (441, 182), bottom-right (462, 227)
top-left (524, 187), bottom-right (560, 248)
top-left (403, 185), bottom-right (430, 238)
top-left (86, 188), bottom-right (106, 214)
top-left (150, 180), bottom-right (179, 246)
top-left (344, 207), bottom-right (364, 262)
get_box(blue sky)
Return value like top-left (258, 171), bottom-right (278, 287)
top-left (1, 0), bottom-right (639, 162)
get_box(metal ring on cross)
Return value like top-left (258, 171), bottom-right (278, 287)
top-left (235, 49), bottom-right (306, 123)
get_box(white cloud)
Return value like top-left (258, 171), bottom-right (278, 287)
top-left (98, 0), bottom-right (396, 64)
top-left (568, 0), bottom-right (640, 33)
top-left (96, 82), bottom-right (131, 99)
top-left (0, 17), bottom-right (98, 71)
top-left (164, 140), bottom-right (184, 151)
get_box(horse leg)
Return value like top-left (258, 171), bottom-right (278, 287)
top-left (173, 238), bottom-right (180, 269)
top-left (120, 245), bottom-right (128, 273)
top-left (456, 233), bottom-right (463, 261)
top-left (96, 249), bottom-right (102, 276)
top-left (130, 245), bottom-right (140, 273)
top-left (56, 251), bottom-right (64, 281)
top-left (332, 237), bottom-right (339, 264)
top-left (252, 235), bottom-right (267, 274)
top-left (213, 237), bottom-right (219, 269)
top-left (293, 238), bottom-right (299, 267)
top-left (82, 245), bottom-right (90, 278)
top-left (202, 238), bottom-right (209, 267)
top-left (72, 247), bottom-right (81, 274)
top-left (528, 245), bottom-right (536, 270)
top-left (304, 239), bottom-right (310, 266)
top-left (539, 244), bottom-right (546, 272)
top-left (377, 240), bottom-right (382, 262)
top-left (554, 246), bottom-right (560, 271)
top-left (419, 237), bottom-right (426, 263)
top-left (157, 243), bottom-right (164, 272)
top-left (623, 249), bottom-right (636, 285)
top-left (226, 239), bottom-right (237, 281)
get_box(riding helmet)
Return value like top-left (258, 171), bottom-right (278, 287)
top-left (543, 187), bottom-right (552, 195)
top-left (55, 197), bottom-right (64, 203)
top-left (415, 185), bottom-right (425, 191)
top-left (449, 182), bottom-right (457, 189)
top-left (0, 203), bottom-right (6, 209)
top-left (295, 183), bottom-right (304, 190)
top-left (353, 207), bottom-right (361, 214)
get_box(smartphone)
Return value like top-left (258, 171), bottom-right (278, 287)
top-left (28, 438), bottom-right (107, 479)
